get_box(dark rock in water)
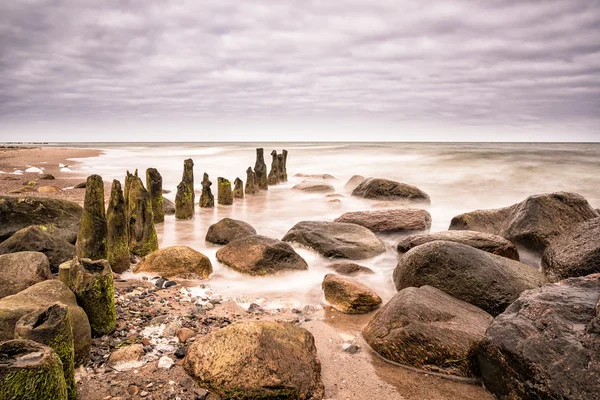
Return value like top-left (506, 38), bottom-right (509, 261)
top-left (39, 173), bottom-right (55, 180)
top-left (175, 181), bottom-right (194, 219)
top-left (199, 173), bottom-right (214, 208)
top-left (245, 167), bottom-right (258, 195)
top-left (205, 218), bottom-right (257, 245)
top-left (363, 285), bottom-right (492, 378)
top-left (127, 176), bottom-right (158, 256)
top-left (0, 280), bottom-right (92, 366)
top-left (335, 209), bottom-right (432, 234)
top-left (449, 192), bottom-right (599, 255)
top-left (216, 235), bottom-right (308, 276)
top-left (267, 150), bottom-right (280, 185)
top-left (0, 195), bottom-right (82, 244)
top-left (233, 178), bottom-right (244, 199)
top-left (393, 241), bottom-right (546, 316)
top-left (123, 169), bottom-right (137, 212)
top-left (282, 221), bottom-right (386, 260)
top-left (164, 280), bottom-right (176, 288)
top-left (322, 274), bottom-right (381, 314)
top-left (0, 252), bottom-right (53, 298)
top-left (107, 180), bottom-right (130, 274)
top-left (327, 262), bottom-right (374, 276)
top-left (217, 177), bottom-right (233, 206)
top-left (163, 197), bottom-right (175, 215)
top-left (276, 153), bottom-right (284, 181)
top-left (292, 180), bottom-right (335, 193)
top-left (182, 158), bottom-right (194, 201)
top-left (344, 175), bottom-right (365, 191)
top-left (76, 175), bottom-right (108, 261)
top-left (183, 321), bottom-right (324, 400)
top-left (542, 217), bottom-right (600, 281)
top-left (74, 181), bottom-right (86, 189)
top-left (254, 148), bottom-right (268, 190)
top-left (146, 168), bottom-right (164, 223)
top-left (0, 226), bottom-right (75, 272)
top-left (155, 277), bottom-right (167, 289)
top-left (475, 274), bottom-right (600, 399)
top-left (134, 246), bottom-right (212, 279)
top-left (295, 173), bottom-right (337, 180)
top-left (282, 149), bottom-right (288, 182)
top-left (352, 178), bottom-right (431, 204)
top-left (397, 230), bottom-right (520, 261)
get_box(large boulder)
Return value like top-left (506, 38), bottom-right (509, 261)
top-left (184, 321), bottom-right (324, 400)
top-left (393, 241), bottom-right (546, 316)
top-left (205, 218), bottom-right (257, 245)
top-left (475, 274), bottom-right (600, 399)
top-left (542, 218), bottom-right (600, 281)
top-left (0, 226), bottom-right (76, 272)
top-left (334, 209), bottom-right (431, 234)
top-left (0, 280), bottom-right (92, 365)
top-left (363, 286), bottom-right (493, 377)
top-left (292, 180), bottom-right (335, 193)
top-left (0, 196), bottom-right (82, 244)
top-left (322, 274), bottom-right (381, 314)
top-left (134, 246), bottom-right (213, 279)
top-left (397, 230), bottom-right (519, 261)
top-left (0, 252), bottom-right (53, 298)
top-left (216, 235), bottom-right (308, 276)
top-left (449, 192), bottom-right (599, 254)
top-left (352, 178), bottom-right (431, 204)
top-left (282, 221), bottom-right (386, 260)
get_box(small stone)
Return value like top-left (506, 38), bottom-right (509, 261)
top-left (342, 343), bottom-right (360, 354)
top-left (158, 356), bottom-right (174, 370)
top-left (247, 303), bottom-right (263, 313)
top-left (127, 385), bottom-right (140, 396)
top-left (155, 277), bottom-right (167, 289)
top-left (203, 302), bottom-right (214, 311)
top-left (164, 280), bottom-right (176, 288)
top-left (176, 327), bottom-right (195, 343)
top-left (174, 347), bottom-right (186, 359)
top-left (140, 391), bottom-right (149, 396)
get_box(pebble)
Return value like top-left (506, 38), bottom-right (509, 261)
top-left (342, 343), bottom-right (360, 354)
top-left (158, 356), bottom-right (174, 370)
top-left (174, 347), bottom-right (186, 359)
top-left (203, 302), bottom-right (215, 311)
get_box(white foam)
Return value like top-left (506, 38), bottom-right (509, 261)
top-left (60, 167), bottom-right (73, 172)
top-left (25, 167), bottom-right (43, 173)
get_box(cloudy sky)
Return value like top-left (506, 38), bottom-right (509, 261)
top-left (1, 0), bottom-right (599, 142)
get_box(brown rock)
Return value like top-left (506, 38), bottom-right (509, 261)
top-left (134, 246), bottom-right (213, 279)
top-left (205, 218), bottom-right (257, 245)
top-left (322, 274), bottom-right (381, 314)
top-left (352, 178), bottom-right (431, 204)
top-left (177, 327), bottom-right (195, 343)
top-left (292, 180), bottom-right (335, 193)
top-left (37, 186), bottom-right (62, 193)
top-left (335, 209), bottom-right (431, 233)
top-left (0, 252), bottom-right (53, 299)
top-left (327, 262), bottom-right (374, 276)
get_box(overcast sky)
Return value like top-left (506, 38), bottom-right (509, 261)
top-left (1, 0), bottom-right (599, 142)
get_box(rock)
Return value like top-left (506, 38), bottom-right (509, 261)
top-left (177, 327), bottom-right (195, 343)
top-left (393, 241), bottom-right (547, 316)
top-left (352, 178), bottom-right (431, 204)
top-left (134, 246), bottom-right (213, 279)
top-left (0, 340), bottom-right (68, 400)
top-left (245, 167), bottom-right (258, 195)
top-left (74, 182), bottom-right (86, 189)
top-left (343, 343), bottom-right (360, 354)
top-left (39, 173), bottom-right (56, 180)
top-left (322, 274), bottom-right (381, 314)
top-left (183, 321), bottom-right (324, 400)
top-left (282, 221), bottom-right (386, 260)
top-left (326, 194), bottom-right (344, 198)
top-left (344, 175), bottom-right (365, 191)
top-left (233, 177), bottom-right (244, 199)
top-left (335, 209), bottom-right (432, 234)
top-left (37, 185), bottom-right (62, 193)
top-left (163, 197), bottom-right (175, 215)
top-left (541, 217), bottom-right (600, 281)
top-left (158, 356), bottom-right (174, 370)
top-left (254, 148), bottom-right (268, 190)
top-left (397, 230), bottom-right (520, 261)
top-left (106, 180), bottom-right (130, 274)
top-left (75, 174), bottom-right (108, 261)
top-left (1, 176), bottom-right (19, 181)
top-left (280, 151), bottom-right (288, 182)
top-left (327, 262), bottom-right (374, 276)
top-left (363, 286), bottom-right (493, 377)
top-left (0, 251), bottom-right (53, 298)
top-left (292, 180), bottom-right (335, 193)
top-left (182, 158), bottom-right (195, 199)
top-left (267, 150), bottom-right (280, 185)
top-left (175, 181), bottom-right (194, 219)
top-left (146, 168), bottom-right (164, 223)
top-left (199, 173), bottom-right (214, 208)
top-left (65, 257), bottom-right (116, 337)
top-left (123, 170), bottom-right (137, 212)
top-left (295, 173), bottom-right (337, 180)
top-left (0, 280), bottom-right (92, 365)
top-left (449, 192), bottom-right (599, 254)
top-left (0, 195), bottom-right (82, 243)
top-left (0, 226), bottom-right (76, 272)
top-left (216, 235), bottom-right (308, 276)
top-left (127, 176), bottom-right (158, 256)
top-left (205, 218), bottom-right (257, 245)
top-left (8, 186), bottom-right (36, 193)
top-left (475, 274), bottom-right (600, 399)
top-left (217, 177), bottom-right (233, 206)
top-left (107, 344), bottom-right (144, 367)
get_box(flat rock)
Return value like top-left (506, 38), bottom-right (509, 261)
top-left (107, 344), bottom-right (144, 369)
top-left (397, 230), bottom-right (519, 260)
top-left (39, 173), bottom-right (55, 180)
top-left (352, 178), bottom-right (431, 204)
top-left (216, 235), bottom-right (308, 276)
top-left (327, 262), bottom-right (374, 276)
top-left (322, 274), bottom-right (381, 314)
top-left (363, 286), bottom-right (493, 377)
top-left (292, 180), bottom-right (335, 193)
top-left (205, 218), bottom-right (257, 245)
top-left (475, 274), bottom-right (600, 399)
top-left (295, 173), bottom-right (337, 180)
top-left (0, 252), bottom-right (53, 298)
top-left (393, 240), bottom-right (546, 316)
top-left (134, 246), bottom-right (213, 279)
top-left (37, 186), bottom-right (62, 193)
top-left (334, 209), bottom-right (431, 233)
top-left (283, 221), bottom-right (386, 260)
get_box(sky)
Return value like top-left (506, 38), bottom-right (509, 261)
top-left (1, 0), bottom-right (599, 142)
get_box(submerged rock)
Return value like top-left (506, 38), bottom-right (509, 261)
top-left (292, 180), bottom-right (335, 193)
top-left (397, 230), bottom-right (520, 260)
top-left (344, 175), bottom-right (365, 191)
top-left (233, 177), bottom-right (244, 199)
top-left (106, 180), bottom-right (130, 274)
top-left (127, 176), bottom-right (158, 256)
top-left (352, 178), bottom-right (431, 204)
top-left (335, 209), bottom-right (432, 234)
top-left (146, 168), bottom-right (164, 223)
top-left (327, 262), bottom-right (374, 276)
top-left (39, 173), bottom-right (56, 180)
top-left (322, 274), bottom-right (382, 314)
top-left (393, 241), bottom-right (546, 316)
top-left (267, 150), bottom-right (280, 185)
top-left (282, 221), bottom-right (386, 260)
top-left (75, 174), bottom-right (108, 261)
top-left (134, 246), bottom-right (213, 279)
top-left (0, 252), bottom-right (53, 298)
top-left (217, 177), bottom-right (233, 205)
top-left (183, 321), bottom-right (324, 400)
top-left (216, 235), bottom-right (308, 276)
top-left (295, 173), bottom-right (337, 180)
top-left (205, 218), bottom-right (257, 245)
top-left (363, 286), bottom-right (492, 377)
top-left (245, 167), bottom-right (258, 195)
top-left (254, 148), bottom-right (268, 190)
top-left (475, 274), bottom-right (600, 399)
top-left (199, 173), bottom-right (214, 208)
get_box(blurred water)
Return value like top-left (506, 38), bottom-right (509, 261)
top-left (65, 142), bottom-right (600, 308)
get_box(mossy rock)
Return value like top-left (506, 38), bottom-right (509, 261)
top-left (217, 177), bottom-right (233, 206)
top-left (146, 168), bottom-right (164, 223)
top-left (107, 180), bottom-right (130, 273)
top-left (127, 177), bottom-right (158, 256)
top-left (254, 148), bottom-right (268, 190)
top-left (75, 174), bottom-right (108, 261)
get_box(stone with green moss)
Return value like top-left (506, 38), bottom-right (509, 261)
top-left (267, 150), bottom-right (280, 185)
top-left (146, 168), bottom-right (164, 223)
top-left (123, 169), bottom-right (137, 212)
top-left (15, 304), bottom-right (76, 400)
top-left (107, 179), bottom-right (130, 273)
top-left (282, 149), bottom-right (288, 182)
top-left (127, 177), bottom-right (158, 256)
top-left (254, 148), bottom-right (268, 190)
top-left (75, 174), bottom-right (108, 261)
top-left (245, 167), bottom-right (257, 195)
top-left (233, 178), bottom-right (244, 199)
top-left (199, 173), bottom-right (214, 208)
top-left (175, 181), bottom-right (194, 219)
top-left (0, 339), bottom-right (68, 400)
top-left (217, 177), bottom-right (233, 205)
